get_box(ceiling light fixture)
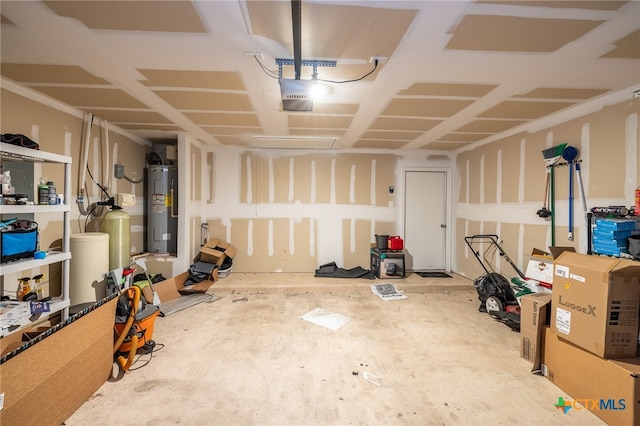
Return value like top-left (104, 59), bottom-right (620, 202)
top-left (308, 82), bottom-right (328, 99)
top-left (276, 58), bottom-right (336, 111)
top-left (270, 0), bottom-right (380, 112)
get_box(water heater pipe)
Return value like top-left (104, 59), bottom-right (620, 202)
top-left (102, 119), bottom-right (110, 192)
top-left (78, 113), bottom-right (93, 196)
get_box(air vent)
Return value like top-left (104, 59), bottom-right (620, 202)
top-left (252, 136), bottom-right (337, 149)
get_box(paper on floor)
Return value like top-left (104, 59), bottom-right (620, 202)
top-left (300, 307), bottom-right (351, 330)
top-left (370, 283), bottom-right (408, 301)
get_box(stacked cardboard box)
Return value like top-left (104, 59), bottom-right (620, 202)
top-left (524, 249), bottom-right (555, 290)
top-left (550, 251), bottom-right (640, 358)
top-left (535, 252), bottom-right (640, 424)
top-left (543, 328), bottom-right (640, 426)
top-left (523, 247), bottom-right (575, 292)
top-left (519, 292), bottom-right (552, 371)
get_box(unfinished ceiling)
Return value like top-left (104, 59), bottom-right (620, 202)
top-left (1, 0), bottom-right (638, 151)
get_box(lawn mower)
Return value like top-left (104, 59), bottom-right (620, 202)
top-left (464, 234), bottom-right (527, 330)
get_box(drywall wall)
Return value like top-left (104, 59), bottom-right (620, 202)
top-left (456, 98), bottom-right (640, 280)
top-left (207, 149), bottom-right (402, 272)
top-left (195, 147), bottom-right (450, 273)
top-left (5, 80), bottom-right (636, 278)
top-left (1, 86), bottom-right (148, 294)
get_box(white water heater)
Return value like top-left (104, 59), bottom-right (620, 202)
top-left (147, 165), bottom-right (178, 254)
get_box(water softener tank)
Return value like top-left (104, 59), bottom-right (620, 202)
top-left (100, 207), bottom-right (131, 270)
top-left (147, 165), bottom-right (178, 254)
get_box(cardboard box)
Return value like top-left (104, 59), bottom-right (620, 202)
top-left (524, 247), bottom-right (575, 288)
top-left (370, 249), bottom-right (405, 279)
top-left (195, 238), bottom-right (237, 266)
top-left (152, 270), bottom-right (218, 303)
top-left (525, 248), bottom-right (554, 287)
top-left (143, 254), bottom-right (179, 279)
top-left (551, 251), bottom-right (640, 358)
top-left (520, 292), bottom-right (552, 371)
top-left (542, 327), bottom-right (640, 426)
top-left (0, 297), bottom-right (117, 426)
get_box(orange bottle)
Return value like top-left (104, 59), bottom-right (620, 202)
top-left (17, 277), bottom-right (31, 301)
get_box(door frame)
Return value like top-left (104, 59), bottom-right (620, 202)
top-left (400, 167), bottom-right (453, 272)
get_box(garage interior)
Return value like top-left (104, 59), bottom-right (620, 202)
top-left (0, 1), bottom-right (639, 425)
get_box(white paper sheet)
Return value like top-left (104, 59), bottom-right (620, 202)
top-left (300, 307), bottom-right (351, 330)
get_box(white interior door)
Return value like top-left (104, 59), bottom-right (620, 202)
top-left (404, 170), bottom-right (447, 270)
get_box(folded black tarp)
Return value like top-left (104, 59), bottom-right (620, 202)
top-left (314, 262), bottom-right (375, 280)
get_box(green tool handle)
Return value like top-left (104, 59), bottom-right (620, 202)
top-left (550, 166), bottom-right (556, 246)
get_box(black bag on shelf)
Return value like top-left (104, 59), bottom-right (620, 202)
top-left (1, 133), bottom-right (39, 150)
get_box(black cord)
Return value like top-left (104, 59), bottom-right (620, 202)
top-left (318, 59), bottom-right (378, 84)
top-left (86, 164), bottom-right (110, 199)
top-left (252, 56), bottom-right (379, 84)
top-left (128, 342), bottom-right (165, 371)
top-left (84, 201), bottom-right (101, 231)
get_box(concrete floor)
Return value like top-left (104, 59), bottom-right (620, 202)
top-left (65, 272), bottom-right (604, 425)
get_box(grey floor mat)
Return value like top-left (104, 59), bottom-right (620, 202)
top-left (415, 271), bottom-right (452, 278)
top-left (314, 262), bottom-right (375, 279)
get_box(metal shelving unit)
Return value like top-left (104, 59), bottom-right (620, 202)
top-left (0, 141), bottom-right (72, 336)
